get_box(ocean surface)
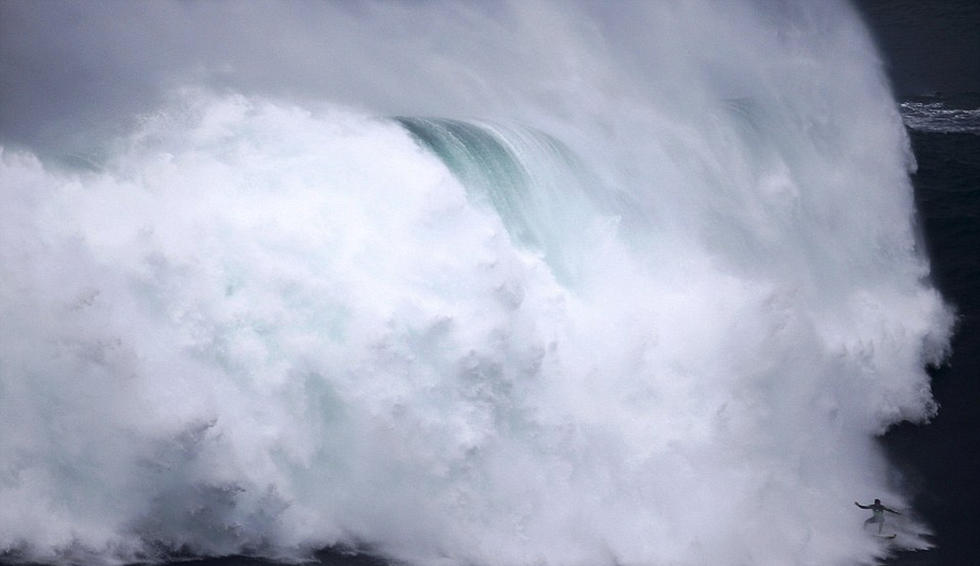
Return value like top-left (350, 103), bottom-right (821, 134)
top-left (1, 2), bottom-right (977, 566)
top-left (881, 94), bottom-right (980, 566)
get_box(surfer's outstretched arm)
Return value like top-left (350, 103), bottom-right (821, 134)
top-left (884, 506), bottom-right (901, 514)
top-left (854, 501), bottom-right (870, 509)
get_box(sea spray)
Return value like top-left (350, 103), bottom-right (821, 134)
top-left (0, 1), bottom-right (953, 565)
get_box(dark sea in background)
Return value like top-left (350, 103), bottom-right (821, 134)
top-left (881, 99), bottom-right (980, 566)
top-left (855, 1), bottom-right (980, 563)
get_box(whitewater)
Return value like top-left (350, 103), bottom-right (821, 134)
top-left (0, 2), bottom-right (955, 565)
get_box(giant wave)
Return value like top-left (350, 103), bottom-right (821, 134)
top-left (0, 2), bottom-right (954, 565)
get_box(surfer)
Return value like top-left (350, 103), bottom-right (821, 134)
top-left (854, 499), bottom-right (901, 533)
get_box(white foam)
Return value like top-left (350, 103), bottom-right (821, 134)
top-left (0, 2), bottom-right (953, 565)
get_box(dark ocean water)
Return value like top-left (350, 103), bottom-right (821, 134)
top-left (850, 3), bottom-right (980, 563)
top-left (882, 106), bottom-right (980, 566)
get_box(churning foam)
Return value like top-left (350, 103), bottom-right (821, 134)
top-left (0, 1), bottom-right (954, 565)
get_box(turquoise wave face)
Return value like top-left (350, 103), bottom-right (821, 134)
top-left (396, 117), bottom-right (604, 283)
